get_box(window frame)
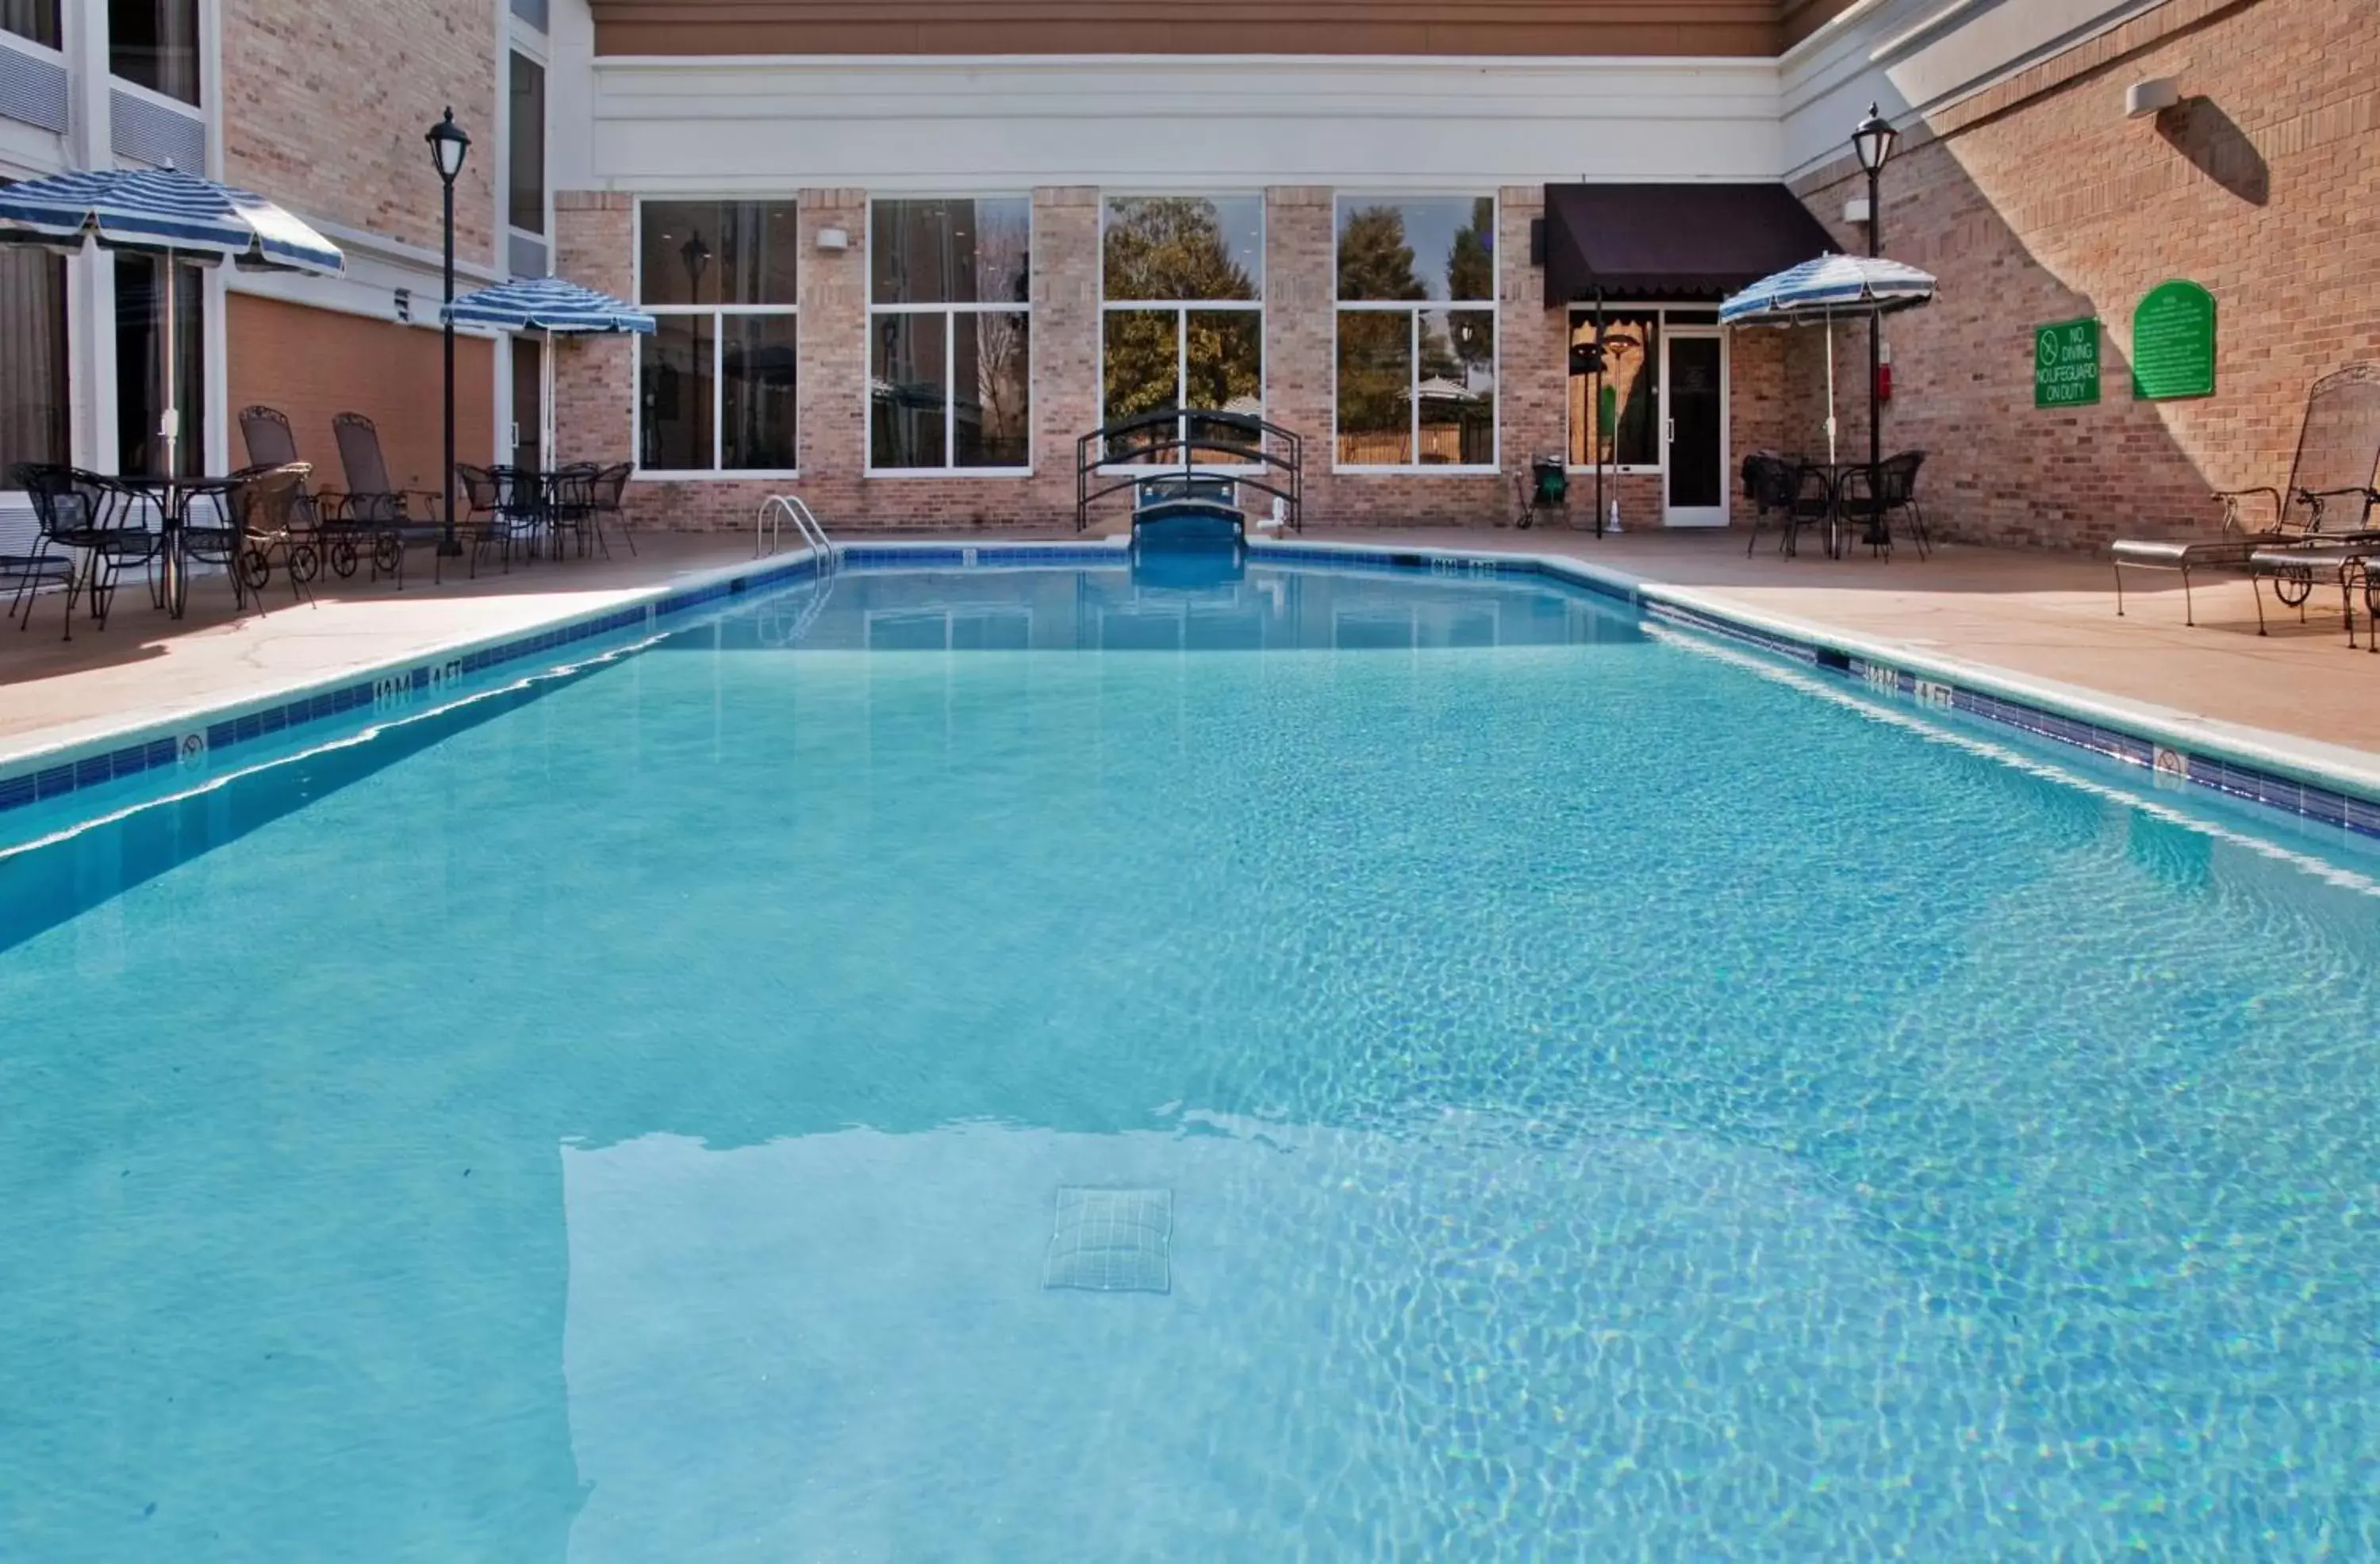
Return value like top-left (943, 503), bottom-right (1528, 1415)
top-left (106, 0), bottom-right (203, 108)
top-left (1, 0), bottom-right (63, 52)
top-left (1564, 303), bottom-right (1722, 476)
top-left (864, 194), bottom-right (1036, 477)
top-left (505, 47), bottom-right (547, 242)
top-left (630, 197), bottom-right (803, 481)
top-left (0, 176), bottom-right (71, 487)
top-left (1095, 192), bottom-right (1266, 476)
top-left (1330, 192), bottom-right (1500, 477)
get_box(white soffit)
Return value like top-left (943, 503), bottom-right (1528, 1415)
top-left (589, 55), bottom-right (1790, 189)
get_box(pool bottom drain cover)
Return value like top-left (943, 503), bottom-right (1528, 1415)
top-left (1043, 1187), bottom-right (1173, 1294)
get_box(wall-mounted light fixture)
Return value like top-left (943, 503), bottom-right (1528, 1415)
top-left (816, 226), bottom-right (850, 253)
top-left (2125, 78), bottom-right (2180, 118)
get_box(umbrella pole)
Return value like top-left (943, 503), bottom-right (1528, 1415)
top-left (1868, 301), bottom-right (1884, 553)
top-left (1823, 315), bottom-right (1837, 467)
top-left (542, 329), bottom-right (555, 471)
top-left (161, 248), bottom-right (184, 615)
top-left (160, 248), bottom-right (179, 477)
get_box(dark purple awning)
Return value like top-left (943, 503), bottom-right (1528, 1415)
top-left (1541, 183), bottom-right (1838, 305)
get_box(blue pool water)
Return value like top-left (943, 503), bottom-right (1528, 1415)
top-left (4, 560), bottom-right (2378, 1560)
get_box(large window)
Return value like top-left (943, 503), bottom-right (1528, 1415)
top-left (1100, 195), bottom-right (1261, 465)
top-left (0, 208), bottom-right (67, 480)
top-left (1334, 196), bottom-right (1496, 470)
top-left (114, 253), bottom-right (204, 479)
top-left (869, 197), bottom-right (1031, 471)
top-left (509, 52), bottom-right (546, 237)
top-left (3, 0), bottom-right (60, 48)
top-left (1568, 312), bottom-right (1660, 468)
top-left (636, 201), bottom-right (799, 473)
top-left (109, 0), bottom-right (200, 105)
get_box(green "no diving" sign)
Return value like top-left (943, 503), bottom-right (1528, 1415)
top-left (2034, 318), bottom-right (2100, 408)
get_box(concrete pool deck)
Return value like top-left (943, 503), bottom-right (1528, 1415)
top-left (2, 526), bottom-right (2374, 776)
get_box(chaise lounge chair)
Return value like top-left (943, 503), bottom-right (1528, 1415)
top-left (2112, 362), bottom-right (2380, 623)
top-left (330, 412), bottom-right (453, 588)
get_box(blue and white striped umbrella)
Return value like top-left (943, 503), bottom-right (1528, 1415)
top-left (1720, 254), bottom-right (1937, 324)
top-left (0, 165), bottom-right (343, 273)
top-left (444, 276), bottom-right (654, 335)
top-left (447, 278), bottom-right (652, 471)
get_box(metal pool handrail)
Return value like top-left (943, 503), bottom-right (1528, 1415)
top-left (758, 494), bottom-right (835, 563)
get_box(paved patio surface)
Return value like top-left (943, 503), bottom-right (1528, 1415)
top-left (3, 526), bottom-right (2373, 771)
top-left (1372, 526), bottom-right (2380, 754)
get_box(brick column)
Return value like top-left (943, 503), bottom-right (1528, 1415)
top-left (553, 190), bottom-right (635, 473)
top-left (1265, 186), bottom-right (1337, 526)
top-left (1030, 187), bottom-right (1100, 526)
top-left (1499, 184), bottom-right (1563, 526)
top-left (796, 187), bottom-right (868, 524)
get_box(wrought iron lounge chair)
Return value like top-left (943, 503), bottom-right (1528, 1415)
top-left (2247, 539), bottom-right (2380, 651)
top-left (2113, 362), bottom-right (2380, 623)
top-left (236, 406), bottom-right (328, 581)
top-left (330, 412), bottom-right (451, 588)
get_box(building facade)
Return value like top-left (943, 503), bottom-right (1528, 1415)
top-left (4, 0), bottom-right (2374, 549)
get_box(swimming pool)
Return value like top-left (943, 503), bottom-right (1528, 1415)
top-left (3, 556), bottom-right (2377, 1558)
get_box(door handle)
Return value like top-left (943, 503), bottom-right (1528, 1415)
top-left (1666, 419), bottom-right (1676, 446)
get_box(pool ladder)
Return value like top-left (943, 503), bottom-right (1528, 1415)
top-left (758, 494), bottom-right (836, 565)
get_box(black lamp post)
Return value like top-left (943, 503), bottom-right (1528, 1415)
top-left (680, 232), bottom-right (711, 300)
top-left (1851, 102), bottom-right (1898, 548)
top-left (427, 107), bottom-right (471, 556)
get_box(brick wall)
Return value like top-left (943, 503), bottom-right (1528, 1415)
top-left (227, 294), bottom-right (493, 494)
top-left (1791, 0), bottom-right (2380, 550)
top-left (221, 0), bottom-right (499, 267)
top-left (552, 182), bottom-right (1802, 535)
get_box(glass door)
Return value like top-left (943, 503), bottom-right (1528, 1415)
top-left (1662, 331), bottom-right (1727, 527)
top-left (511, 337), bottom-right (543, 471)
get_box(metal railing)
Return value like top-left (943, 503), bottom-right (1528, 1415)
top-left (1076, 408), bottom-right (1303, 535)
top-left (757, 493), bottom-right (835, 563)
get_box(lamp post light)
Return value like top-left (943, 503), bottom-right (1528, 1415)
top-left (1850, 102), bottom-right (1898, 548)
top-left (427, 107), bottom-right (471, 557)
top-left (680, 232), bottom-right (711, 300)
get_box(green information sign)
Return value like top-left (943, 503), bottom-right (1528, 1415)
top-left (2034, 318), bottom-right (2100, 408)
top-left (2131, 278), bottom-right (2217, 401)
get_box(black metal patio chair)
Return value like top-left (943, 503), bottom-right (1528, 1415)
top-left (455, 463), bottom-right (543, 575)
top-left (545, 462), bottom-right (603, 560)
top-left (2113, 362), bottom-right (2380, 623)
top-left (1839, 450), bottom-right (1930, 561)
top-left (17, 468), bottom-right (163, 639)
top-left (585, 462), bottom-right (634, 556)
top-left (330, 412), bottom-right (451, 588)
top-left (178, 463), bottom-right (315, 616)
top-left (5, 463), bottom-right (81, 629)
top-left (1742, 455), bottom-right (1837, 559)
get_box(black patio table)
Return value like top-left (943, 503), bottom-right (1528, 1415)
top-left (111, 471), bottom-right (246, 619)
top-left (1793, 459), bottom-right (1892, 558)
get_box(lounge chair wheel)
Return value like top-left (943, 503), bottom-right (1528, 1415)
top-left (238, 550), bottom-right (273, 592)
top-left (372, 535), bottom-right (403, 576)
top-left (329, 538), bottom-right (359, 577)
top-left (2274, 569), bottom-right (2313, 609)
top-left (290, 544), bottom-right (321, 584)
